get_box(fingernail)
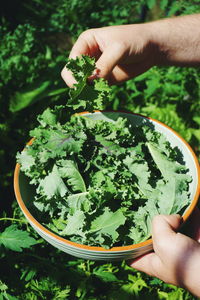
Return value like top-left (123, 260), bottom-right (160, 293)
top-left (93, 68), bottom-right (101, 76)
top-left (88, 68), bottom-right (101, 81)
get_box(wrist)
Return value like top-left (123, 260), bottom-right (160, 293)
top-left (128, 23), bottom-right (159, 68)
top-left (147, 19), bottom-right (172, 66)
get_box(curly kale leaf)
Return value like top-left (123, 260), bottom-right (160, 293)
top-left (65, 55), bottom-right (111, 111)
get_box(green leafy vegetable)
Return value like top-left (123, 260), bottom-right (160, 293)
top-left (89, 208), bottom-right (126, 247)
top-left (38, 164), bottom-right (68, 199)
top-left (17, 112), bottom-right (192, 248)
top-left (0, 225), bottom-right (37, 252)
top-left (1, 2), bottom-right (199, 299)
top-left (66, 55), bottom-right (111, 111)
top-left (16, 56), bottom-right (192, 248)
top-left (58, 159), bottom-right (86, 193)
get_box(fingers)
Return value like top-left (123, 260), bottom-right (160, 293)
top-left (61, 68), bottom-right (77, 88)
top-left (94, 42), bottom-right (127, 79)
top-left (152, 214), bottom-right (183, 254)
top-left (69, 31), bottom-right (98, 59)
top-left (129, 215), bottom-right (182, 277)
top-left (61, 29), bottom-right (128, 86)
top-left (108, 59), bottom-right (153, 84)
top-left (61, 30), bottom-right (99, 87)
top-left (129, 252), bottom-right (162, 278)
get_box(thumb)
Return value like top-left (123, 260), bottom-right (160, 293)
top-left (93, 43), bottom-right (127, 79)
top-left (152, 214), bottom-right (183, 253)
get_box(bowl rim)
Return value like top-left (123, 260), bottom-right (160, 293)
top-left (14, 110), bottom-right (200, 252)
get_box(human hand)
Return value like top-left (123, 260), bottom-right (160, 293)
top-left (61, 24), bottom-right (156, 86)
top-left (61, 14), bottom-right (200, 87)
top-left (129, 208), bottom-right (200, 297)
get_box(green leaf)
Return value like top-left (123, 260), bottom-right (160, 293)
top-left (124, 159), bottom-right (152, 196)
top-left (147, 143), bottom-right (191, 214)
top-left (38, 164), bottom-right (68, 199)
top-left (61, 210), bottom-right (85, 236)
top-left (66, 55), bottom-right (111, 112)
top-left (95, 135), bottom-right (125, 153)
top-left (90, 208), bottom-right (126, 244)
top-left (16, 151), bottom-right (35, 172)
top-left (0, 225), bottom-right (37, 252)
top-left (9, 80), bottom-right (51, 112)
top-left (146, 0), bottom-right (156, 10)
top-left (147, 143), bottom-right (187, 180)
top-left (160, 0), bottom-right (168, 10)
top-left (58, 160), bottom-right (87, 193)
top-left (156, 178), bottom-right (176, 214)
top-left (66, 192), bottom-right (90, 214)
top-left (93, 268), bottom-right (119, 282)
top-left (38, 107), bottom-right (57, 126)
top-left (41, 131), bottom-right (83, 157)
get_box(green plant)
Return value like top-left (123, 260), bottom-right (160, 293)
top-left (16, 57), bottom-right (192, 249)
top-left (1, 0), bottom-right (200, 298)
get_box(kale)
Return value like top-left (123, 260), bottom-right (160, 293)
top-left (17, 56), bottom-right (192, 248)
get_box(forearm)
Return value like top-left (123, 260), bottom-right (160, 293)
top-left (147, 14), bottom-right (200, 66)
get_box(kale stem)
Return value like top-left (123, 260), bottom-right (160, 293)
top-left (134, 182), bottom-right (146, 197)
top-left (0, 217), bottom-right (27, 224)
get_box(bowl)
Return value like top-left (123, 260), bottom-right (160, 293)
top-left (14, 111), bottom-right (200, 261)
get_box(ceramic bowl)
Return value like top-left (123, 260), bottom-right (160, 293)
top-left (14, 111), bottom-right (200, 261)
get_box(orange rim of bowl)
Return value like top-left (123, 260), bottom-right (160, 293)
top-left (14, 110), bottom-right (200, 252)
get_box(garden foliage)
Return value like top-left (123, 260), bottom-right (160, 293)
top-left (0, 0), bottom-right (200, 299)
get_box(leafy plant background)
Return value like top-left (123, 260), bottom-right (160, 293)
top-left (0, 0), bottom-right (200, 299)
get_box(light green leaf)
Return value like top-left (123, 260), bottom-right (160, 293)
top-left (38, 107), bottom-right (57, 126)
top-left (160, 0), bottom-right (168, 10)
top-left (156, 178), bottom-right (176, 214)
top-left (90, 208), bottom-right (126, 243)
top-left (38, 164), bottom-right (68, 199)
top-left (59, 160), bottom-right (87, 193)
top-left (61, 210), bottom-right (85, 236)
top-left (66, 192), bottom-right (89, 214)
top-left (66, 55), bottom-right (111, 112)
top-left (17, 151), bottom-right (35, 172)
top-left (45, 129), bottom-right (84, 155)
top-left (147, 142), bottom-right (185, 180)
top-left (93, 268), bottom-right (118, 282)
top-left (124, 158), bottom-right (152, 196)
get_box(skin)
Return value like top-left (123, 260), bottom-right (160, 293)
top-left (61, 14), bottom-right (200, 86)
top-left (130, 210), bottom-right (200, 297)
top-left (61, 14), bottom-right (200, 296)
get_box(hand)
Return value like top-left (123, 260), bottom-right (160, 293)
top-left (61, 24), bottom-right (156, 86)
top-left (129, 208), bottom-right (200, 297)
top-left (61, 14), bottom-right (200, 87)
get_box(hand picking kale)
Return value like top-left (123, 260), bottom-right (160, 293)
top-left (66, 55), bottom-right (110, 111)
top-left (16, 56), bottom-right (192, 248)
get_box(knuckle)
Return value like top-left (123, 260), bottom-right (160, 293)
top-left (79, 29), bottom-right (95, 40)
top-left (152, 214), bottom-right (163, 225)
